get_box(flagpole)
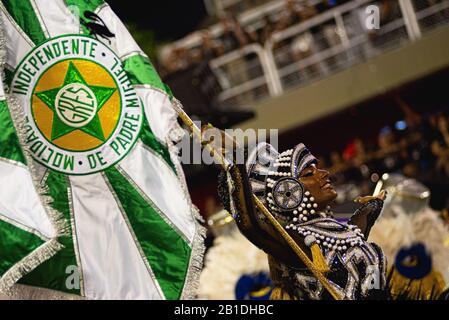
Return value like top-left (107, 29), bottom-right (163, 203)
top-left (172, 101), bottom-right (343, 300)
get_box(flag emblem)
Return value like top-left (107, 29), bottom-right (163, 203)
top-left (11, 35), bottom-right (143, 175)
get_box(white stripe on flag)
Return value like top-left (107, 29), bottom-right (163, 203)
top-left (0, 159), bottom-right (55, 239)
top-left (69, 173), bottom-right (163, 300)
top-left (0, 7), bottom-right (34, 69)
top-left (135, 87), bottom-right (180, 144)
top-left (33, 0), bottom-right (80, 38)
top-left (118, 141), bottom-right (196, 243)
top-left (95, 5), bottom-right (143, 59)
top-left (90, 4), bottom-right (180, 145)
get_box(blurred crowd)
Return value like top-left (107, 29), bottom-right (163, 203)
top-left (160, 0), bottom-right (351, 77)
top-left (324, 98), bottom-right (449, 211)
top-left (159, 0), bottom-right (449, 110)
top-left (158, 0), bottom-right (408, 78)
top-left (158, 0), bottom-right (411, 109)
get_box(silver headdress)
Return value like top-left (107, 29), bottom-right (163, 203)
top-left (246, 143), bottom-right (318, 223)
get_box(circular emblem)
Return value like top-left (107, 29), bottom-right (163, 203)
top-left (11, 35), bottom-right (143, 175)
top-left (272, 178), bottom-right (304, 211)
top-left (55, 83), bottom-right (98, 128)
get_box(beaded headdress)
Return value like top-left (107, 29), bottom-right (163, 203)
top-left (246, 143), bottom-right (318, 223)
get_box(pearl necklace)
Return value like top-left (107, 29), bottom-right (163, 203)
top-left (286, 216), bottom-right (365, 252)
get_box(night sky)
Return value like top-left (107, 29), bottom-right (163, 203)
top-left (107, 0), bottom-right (208, 41)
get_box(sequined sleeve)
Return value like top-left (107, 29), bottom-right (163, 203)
top-left (348, 199), bottom-right (384, 239)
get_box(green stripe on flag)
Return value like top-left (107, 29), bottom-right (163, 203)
top-left (123, 54), bottom-right (171, 95)
top-left (64, 0), bottom-right (105, 35)
top-left (19, 171), bottom-right (80, 295)
top-left (64, 0), bottom-right (104, 13)
top-left (123, 55), bottom-right (176, 173)
top-left (104, 167), bottom-right (191, 300)
top-left (1, 0), bottom-right (47, 45)
top-left (0, 218), bottom-right (45, 277)
top-left (140, 115), bottom-right (176, 173)
top-left (0, 100), bottom-right (26, 165)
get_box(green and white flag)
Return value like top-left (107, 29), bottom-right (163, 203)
top-left (0, 0), bottom-right (205, 299)
top-left (0, 65), bottom-right (66, 297)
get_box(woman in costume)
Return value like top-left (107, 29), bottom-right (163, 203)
top-left (216, 141), bottom-right (388, 300)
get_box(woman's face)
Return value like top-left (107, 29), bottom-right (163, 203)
top-left (298, 164), bottom-right (337, 209)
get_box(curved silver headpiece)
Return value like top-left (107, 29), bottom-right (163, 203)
top-left (246, 143), bottom-right (317, 215)
top-left (246, 143), bottom-right (279, 207)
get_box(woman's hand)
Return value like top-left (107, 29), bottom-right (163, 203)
top-left (354, 190), bottom-right (387, 204)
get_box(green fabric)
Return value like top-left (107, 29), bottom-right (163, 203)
top-left (19, 171), bottom-right (80, 295)
top-left (35, 61), bottom-right (116, 142)
top-left (140, 115), bottom-right (175, 173)
top-left (122, 54), bottom-right (176, 173)
top-left (123, 54), bottom-right (170, 95)
top-left (162, 83), bottom-right (174, 98)
top-left (1, 0), bottom-right (47, 45)
top-left (64, 0), bottom-right (105, 35)
top-left (64, 0), bottom-right (104, 13)
top-left (104, 167), bottom-right (191, 300)
top-left (0, 219), bottom-right (45, 276)
top-left (0, 100), bottom-right (26, 165)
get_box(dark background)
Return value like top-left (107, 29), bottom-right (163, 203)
top-left (107, 0), bottom-right (207, 41)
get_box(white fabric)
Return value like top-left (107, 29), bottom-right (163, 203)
top-left (95, 5), bottom-right (143, 59)
top-left (1, 1), bottom-right (199, 299)
top-left (69, 173), bottom-right (163, 300)
top-left (96, 6), bottom-right (180, 142)
top-left (198, 228), bottom-right (269, 300)
top-left (0, 159), bottom-right (55, 239)
top-left (136, 88), bottom-right (179, 144)
top-left (33, 0), bottom-right (80, 38)
top-left (0, 81), bottom-right (54, 239)
top-left (370, 206), bottom-right (449, 284)
top-left (119, 142), bottom-right (195, 243)
top-left (0, 5), bottom-right (34, 69)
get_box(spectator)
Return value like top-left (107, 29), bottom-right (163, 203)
top-left (277, 1), bottom-right (321, 81)
top-left (165, 46), bottom-right (189, 73)
top-left (437, 114), bottom-right (449, 147)
top-left (277, 0), bottom-right (316, 30)
top-left (323, 106), bottom-right (449, 212)
top-left (431, 140), bottom-right (449, 177)
top-left (200, 31), bottom-right (225, 61)
top-left (219, 14), bottom-right (256, 106)
top-left (258, 16), bottom-right (276, 45)
top-left (220, 14), bottom-right (253, 53)
top-left (160, 0), bottom-right (353, 79)
top-left (367, 0), bottom-right (401, 48)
